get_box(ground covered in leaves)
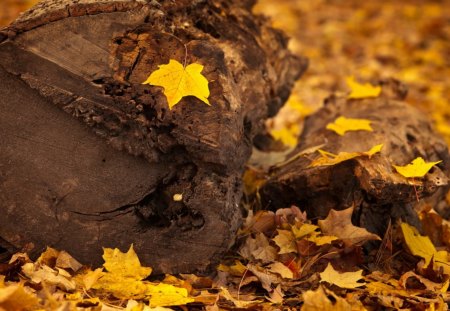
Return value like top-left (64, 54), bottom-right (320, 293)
top-left (1, 0), bottom-right (450, 310)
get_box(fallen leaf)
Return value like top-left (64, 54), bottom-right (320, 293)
top-left (309, 144), bottom-right (383, 167)
top-left (247, 264), bottom-right (281, 292)
top-left (273, 229), bottom-right (297, 254)
top-left (268, 262), bottom-right (294, 279)
top-left (220, 287), bottom-right (260, 308)
top-left (217, 260), bottom-right (247, 277)
top-left (82, 267), bottom-right (104, 290)
top-left (142, 59), bottom-right (210, 109)
top-left (400, 222), bottom-right (449, 270)
top-left (0, 285), bottom-right (40, 310)
top-left (102, 245), bottom-right (152, 280)
top-left (22, 263), bottom-right (76, 291)
top-left (239, 233), bottom-right (278, 262)
top-left (326, 116), bottom-right (373, 136)
top-left (147, 283), bottom-right (194, 307)
top-left (319, 263), bottom-right (365, 289)
top-left (301, 285), bottom-right (353, 310)
top-left (393, 157), bottom-right (442, 178)
top-left (292, 223), bottom-right (319, 239)
top-left (318, 206), bottom-right (381, 246)
top-left (267, 284), bottom-right (284, 304)
top-left (346, 76), bottom-right (381, 99)
top-left (399, 271), bottom-right (449, 292)
top-left (55, 251), bottom-right (83, 272)
top-left (306, 233), bottom-right (339, 246)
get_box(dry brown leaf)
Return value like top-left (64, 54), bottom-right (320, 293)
top-left (268, 262), bottom-right (294, 279)
top-left (239, 233), bottom-right (278, 262)
top-left (318, 206), bottom-right (381, 246)
top-left (399, 271), bottom-right (449, 292)
top-left (301, 285), bottom-right (354, 311)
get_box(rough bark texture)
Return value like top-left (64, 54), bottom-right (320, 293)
top-left (0, 0), bottom-right (307, 273)
top-left (260, 81), bottom-right (450, 235)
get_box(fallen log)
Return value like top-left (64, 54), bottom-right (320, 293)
top-left (0, 0), bottom-right (307, 273)
top-left (260, 80), bottom-right (450, 235)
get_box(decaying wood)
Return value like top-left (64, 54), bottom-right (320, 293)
top-left (260, 81), bottom-right (450, 235)
top-left (0, 0), bottom-right (307, 273)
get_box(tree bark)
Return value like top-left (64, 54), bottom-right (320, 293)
top-left (260, 80), bottom-right (450, 235)
top-left (0, 0), bottom-right (307, 273)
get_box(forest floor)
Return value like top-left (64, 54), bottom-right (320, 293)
top-left (1, 1), bottom-right (450, 310)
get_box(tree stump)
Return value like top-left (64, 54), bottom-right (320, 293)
top-left (0, 0), bottom-right (307, 273)
top-left (260, 81), bottom-right (450, 235)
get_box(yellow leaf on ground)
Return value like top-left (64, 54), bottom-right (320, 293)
top-left (309, 144), bottom-right (382, 167)
top-left (147, 283), bottom-right (194, 307)
top-left (268, 262), bottom-right (294, 279)
top-left (82, 268), bottom-right (105, 290)
top-left (400, 222), bottom-right (444, 266)
top-left (272, 230), bottom-right (297, 254)
top-left (346, 76), bottom-right (381, 99)
top-left (326, 116), bottom-right (373, 136)
top-left (217, 260), bottom-right (247, 277)
top-left (292, 223), bottom-right (319, 239)
top-left (319, 206), bottom-right (381, 246)
top-left (393, 157), bottom-right (442, 178)
top-left (319, 263), bottom-right (365, 289)
top-left (142, 59), bottom-right (210, 109)
top-left (301, 285), bottom-right (354, 311)
top-left (306, 233), bottom-right (339, 246)
top-left (0, 285), bottom-right (39, 310)
top-left (94, 275), bottom-right (149, 299)
top-left (102, 245), bottom-right (152, 280)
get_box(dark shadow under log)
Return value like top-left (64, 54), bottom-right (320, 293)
top-left (0, 0), bottom-right (307, 273)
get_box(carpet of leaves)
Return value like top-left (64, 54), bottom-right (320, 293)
top-left (1, 0), bottom-right (450, 310)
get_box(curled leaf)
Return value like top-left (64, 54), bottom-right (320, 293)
top-left (309, 144), bottom-right (383, 167)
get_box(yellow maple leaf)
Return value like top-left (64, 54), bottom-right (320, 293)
top-left (147, 283), bottom-right (194, 307)
top-left (306, 233), bottom-right (339, 246)
top-left (217, 260), bottom-right (247, 277)
top-left (319, 263), bottom-right (365, 289)
top-left (292, 223), bottom-right (319, 239)
top-left (346, 76), bottom-right (381, 99)
top-left (309, 144), bottom-right (383, 167)
top-left (326, 116), bottom-right (373, 136)
top-left (102, 245), bottom-right (152, 280)
top-left (400, 222), bottom-right (448, 266)
top-left (272, 229), bottom-right (297, 254)
top-left (142, 59), bottom-right (210, 109)
top-left (393, 157), bottom-right (442, 178)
